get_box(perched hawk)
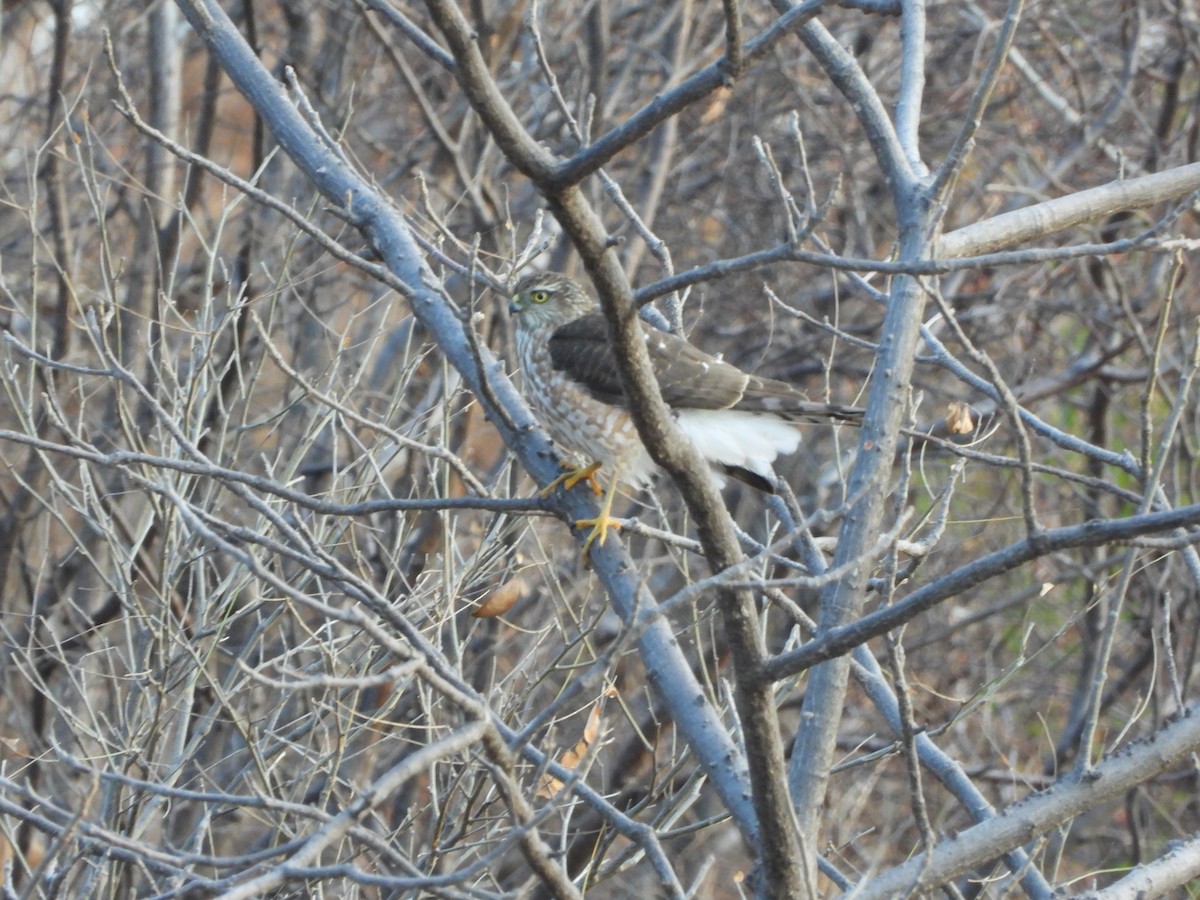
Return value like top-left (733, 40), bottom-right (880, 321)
top-left (509, 271), bottom-right (862, 552)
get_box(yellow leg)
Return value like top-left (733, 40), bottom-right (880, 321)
top-left (576, 474), bottom-right (623, 563)
top-left (540, 461), bottom-right (603, 497)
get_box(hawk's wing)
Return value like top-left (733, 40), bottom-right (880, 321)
top-left (547, 313), bottom-right (751, 410)
top-left (547, 313), bottom-right (864, 424)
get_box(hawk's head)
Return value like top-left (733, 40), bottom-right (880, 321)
top-left (509, 272), bottom-right (596, 330)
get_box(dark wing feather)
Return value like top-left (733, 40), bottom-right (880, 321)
top-left (547, 314), bottom-right (749, 409)
top-left (545, 314), bottom-right (626, 405)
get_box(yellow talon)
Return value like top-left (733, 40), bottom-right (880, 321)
top-left (576, 473), bottom-right (622, 565)
top-left (540, 461), bottom-right (603, 497)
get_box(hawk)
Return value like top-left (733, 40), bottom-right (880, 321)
top-left (509, 271), bottom-right (862, 554)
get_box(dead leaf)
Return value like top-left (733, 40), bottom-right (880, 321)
top-left (472, 576), bottom-right (525, 618)
top-left (946, 402), bottom-right (975, 435)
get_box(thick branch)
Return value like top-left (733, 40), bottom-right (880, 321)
top-left (765, 3), bottom-right (928, 885)
top-left (846, 705), bottom-right (1200, 899)
top-left (763, 502), bottom-right (1200, 682)
top-left (1069, 833), bottom-right (1200, 900)
top-left (421, 0), bottom-right (808, 887)
top-left (551, 164), bottom-right (807, 900)
top-left (938, 162), bottom-right (1200, 258)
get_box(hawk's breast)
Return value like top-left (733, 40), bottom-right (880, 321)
top-left (516, 329), bottom-right (658, 487)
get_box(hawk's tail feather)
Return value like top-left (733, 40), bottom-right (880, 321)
top-left (736, 376), bottom-right (864, 425)
top-left (676, 409), bottom-right (801, 494)
top-left (718, 464), bottom-right (777, 494)
top-left (774, 402), bottom-right (864, 426)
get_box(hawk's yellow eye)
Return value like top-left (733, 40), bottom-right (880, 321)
top-left (530, 290), bottom-right (550, 303)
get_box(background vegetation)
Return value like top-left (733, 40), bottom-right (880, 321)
top-left (2, 0), bottom-right (1199, 896)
